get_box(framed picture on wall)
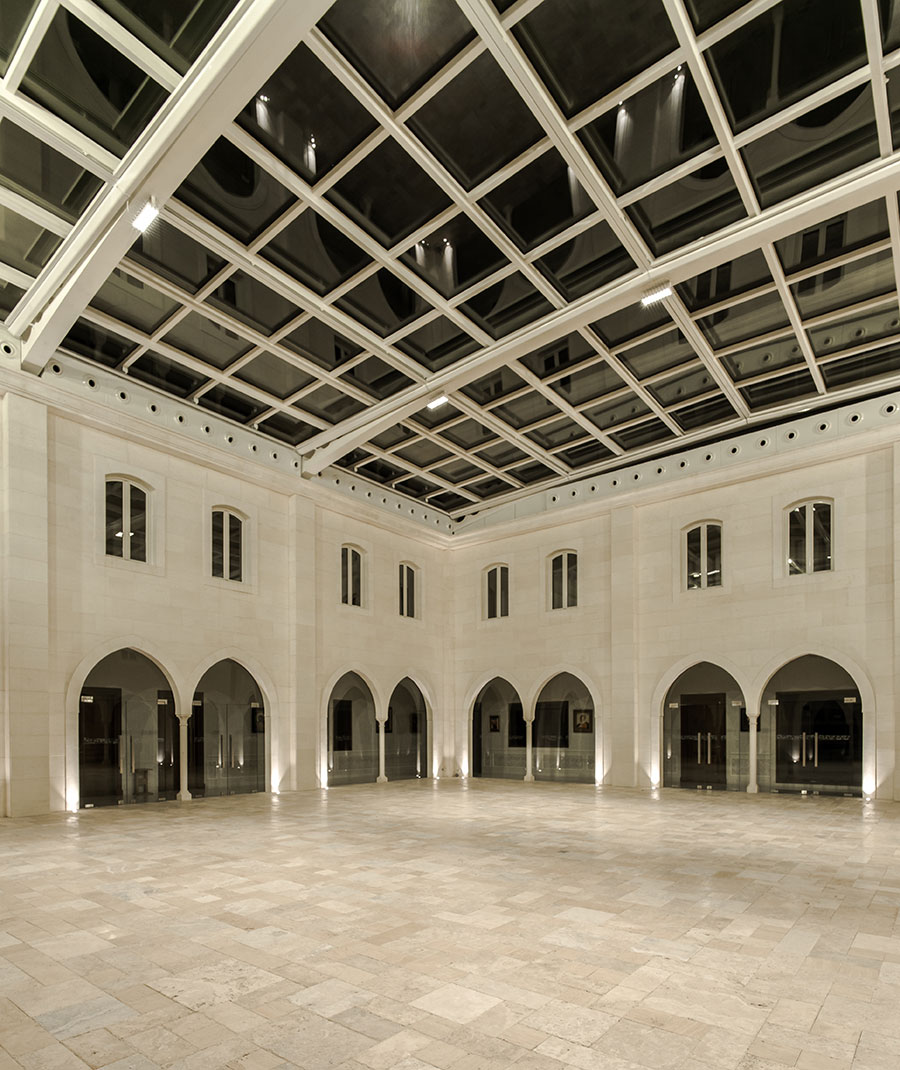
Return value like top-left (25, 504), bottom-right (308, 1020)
top-left (489, 714), bottom-right (500, 732)
top-left (573, 708), bottom-right (593, 733)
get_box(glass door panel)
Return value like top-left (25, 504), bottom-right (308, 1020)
top-left (775, 691), bottom-right (862, 794)
top-left (156, 691), bottom-right (179, 799)
top-left (123, 692), bottom-right (159, 803)
top-left (328, 699), bottom-right (377, 785)
top-left (79, 687), bottom-right (122, 807)
top-left (664, 693), bottom-right (726, 788)
top-left (225, 703), bottom-right (265, 793)
top-left (384, 706), bottom-right (427, 780)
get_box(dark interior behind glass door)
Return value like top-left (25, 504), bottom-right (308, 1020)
top-left (678, 692), bottom-right (727, 788)
top-left (775, 690), bottom-right (862, 794)
top-left (79, 687), bottom-right (122, 807)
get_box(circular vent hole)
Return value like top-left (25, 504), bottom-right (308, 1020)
top-left (849, 412), bottom-right (861, 423)
top-left (148, 403), bottom-right (157, 413)
top-left (51, 363), bottom-right (61, 374)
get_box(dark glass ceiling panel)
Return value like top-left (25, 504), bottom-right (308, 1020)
top-left (885, 0), bottom-right (900, 51)
top-left (439, 418), bottom-right (496, 448)
top-left (198, 384), bottom-right (268, 424)
top-left (395, 475), bottom-right (442, 499)
top-left (295, 383), bottom-right (366, 425)
top-left (22, 9), bottom-right (167, 155)
top-left (414, 400), bottom-right (463, 429)
top-left (0, 118), bottom-right (100, 221)
top-left (62, 319), bottom-right (135, 368)
top-left (707, 0), bottom-right (867, 134)
top-left (556, 441), bottom-right (613, 469)
top-left (584, 393), bottom-right (651, 431)
top-left (395, 316), bottom-right (479, 372)
top-left (592, 303), bottom-right (671, 348)
top-left (257, 411), bottom-right (318, 446)
top-left (400, 214), bottom-right (508, 299)
top-left (648, 364), bottom-right (715, 407)
top-left (459, 273), bottom-right (554, 339)
top-left (206, 271), bottom-right (296, 335)
top-left (178, 139), bottom-right (295, 244)
top-left (128, 220), bottom-right (227, 295)
top-left (791, 249), bottom-right (896, 319)
top-left (327, 137), bottom-right (451, 246)
top-left (128, 351), bottom-right (209, 398)
top-left (468, 475), bottom-right (516, 499)
top-left (549, 361), bottom-right (623, 407)
top-left (163, 311), bottom-right (251, 370)
top-left (626, 162), bottom-right (745, 256)
top-left (429, 490), bottom-right (472, 511)
top-left (476, 440), bottom-right (529, 467)
top-left (684, 0), bottom-right (746, 33)
top-left (0, 279), bottom-right (25, 318)
top-left (677, 249), bottom-right (772, 313)
top-left (395, 439), bottom-right (453, 467)
top-left (479, 149), bottom-right (592, 252)
top-left (526, 417), bottom-right (587, 450)
top-left (262, 211), bottom-right (371, 297)
top-left (0, 0), bottom-right (36, 76)
top-left (821, 344), bottom-right (900, 389)
top-left (462, 366), bottom-right (527, 406)
top-left (319, 0), bottom-right (474, 110)
top-left (513, 0), bottom-right (677, 119)
top-left (775, 200), bottom-right (888, 273)
top-left (536, 220), bottom-right (634, 301)
top-left (519, 332), bottom-right (597, 379)
top-left (233, 352), bottom-right (313, 399)
top-left (742, 89), bottom-right (878, 210)
top-left (282, 318), bottom-right (362, 372)
top-left (720, 336), bottom-right (805, 381)
top-left (335, 447), bottom-right (371, 468)
top-left (580, 69), bottom-right (715, 196)
top-left (0, 204), bottom-right (61, 274)
top-left (433, 458), bottom-right (486, 483)
top-left (408, 51), bottom-right (543, 189)
top-left (697, 291), bottom-right (791, 349)
top-left (90, 268), bottom-right (180, 335)
top-left (610, 417), bottom-right (675, 450)
top-left (492, 390), bottom-right (559, 429)
top-left (808, 305), bottom-right (900, 358)
top-left (238, 43), bottom-right (378, 184)
top-left (357, 457), bottom-right (407, 484)
top-left (619, 328), bottom-right (694, 378)
top-left (334, 269), bottom-right (428, 336)
top-left (672, 395), bottom-right (736, 431)
top-left (372, 425), bottom-right (417, 450)
top-left (94, 0), bottom-right (239, 70)
top-left (741, 368), bottom-right (818, 410)
top-left (340, 356), bottom-right (413, 400)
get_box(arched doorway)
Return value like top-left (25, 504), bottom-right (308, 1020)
top-left (662, 663), bottom-right (747, 790)
top-left (533, 673), bottom-right (595, 783)
top-left (471, 678), bottom-right (525, 780)
top-left (327, 672), bottom-right (377, 786)
top-left (78, 648), bottom-right (178, 807)
top-left (190, 660), bottom-right (266, 797)
top-left (762, 655), bottom-right (862, 796)
top-left (385, 678), bottom-right (428, 781)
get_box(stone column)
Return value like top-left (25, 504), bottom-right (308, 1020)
top-left (747, 709), bottom-right (760, 794)
top-left (524, 714), bottom-right (534, 782)
top-left (177, 715), bottom-right (192, 801)
top-left (377, 716), bottom-right (387, 783)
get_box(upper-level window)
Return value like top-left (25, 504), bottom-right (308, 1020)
top-left (485, 564), bottom-right (509, 619)
top-left (341, 546), bottom-right (363, 606)
top-left (212, 509), bottom-right (243, 582)
top-left (550, 551), bottom-right (577, 609)
top-left (399, 563), bottom-right (417, 617)
top-left (105, 478), bottom-right (147, 562)
top-left (787, 501), bottom-right (832, 574)
top-left (685, 522), bottom-right (722, 589)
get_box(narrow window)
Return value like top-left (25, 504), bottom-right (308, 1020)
top-left (485, 565), bottom-right (509, 619)
top-left (787, 502), bottom-right (832, 574)
top-left (341, 546), bottom-right (362, 606)
top-left (550, 552), bottom-right (577, 609)
top-left (399, 564), bottom-right (417, 617)
top-left (212, 510), bottom-right (243, 582)
top-left (685, 523), bottom-right (722, 589)
top-left (105, 478), bottom-right (147, 562)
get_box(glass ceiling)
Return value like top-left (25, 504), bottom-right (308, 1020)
top-left (4, 0), bottom-right (900, 518)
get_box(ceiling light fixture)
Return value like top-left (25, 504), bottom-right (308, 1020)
top-left (132, 198), bottom-right (158, 233)
top-left (641, 283), bottom-right (672, 307)
top-left (427, 395), bottom-right (449, 410)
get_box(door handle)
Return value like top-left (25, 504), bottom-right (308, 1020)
top-left (697, 732), bottom-right (701, 764)
top-left (707, 732), bottom-right (711, 765)
top-left (802, 731), bottom-right (806, 767)
top-left (814, 733), bottom-right (818, 769)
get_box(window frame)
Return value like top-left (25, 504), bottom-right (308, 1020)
top-left (483, 563), bottom-right (509, 620)
top-left (398, 561), bottom-right (419, 619)
top-left (683, 520), bottom-right (723, 590)
top-left (211, 507), bottom-right (246, 584)
top-left (549, 550), bottom-right (578, 610)
top-left (341, 544), bottom-right (365, 608)
top-left (103, 475), bottom-right (151, 564)
top-left (785, 499), bottom-right (833, 575)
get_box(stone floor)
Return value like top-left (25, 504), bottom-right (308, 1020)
top-left (1, 781), bottom-right (899, 1070)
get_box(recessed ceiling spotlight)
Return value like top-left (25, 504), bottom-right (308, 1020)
top-left (640, 283), bottom-right (672, 307)
top-left (132, 198), bottom-right (158, 233)
top-left (427, 395), bottom-right (449, 410)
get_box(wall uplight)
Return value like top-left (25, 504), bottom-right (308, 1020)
top-left (132, 199), bottom-right (159, 233)
top-left (427, 395), bottom-right (449, 410)
top-left (641, 284), bottom-right (673, 307)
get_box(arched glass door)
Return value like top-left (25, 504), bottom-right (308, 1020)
top-left (79, 649), bottom-right (178, 807)
top-left (327, 672), bottom-right (377, 786)
top-left (472, 678), bottom-right (526, 780)
top-left (386, 678), bottom-right (428, 780)
top-left (189, 660), bottom-right (265, 796)
top-left (533, 673), bottom-right (595, 783)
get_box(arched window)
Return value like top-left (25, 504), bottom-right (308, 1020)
top-left (105, 478), bottom-right (148, 562)
top-left (399, 563), bottom-right (418, 618)
top-left (484, 564), bottom-right (509, 619)
top-left (341, 545), bottom-right (363, 606)
top-left (550, 551), bottom-right (577, 609)
top-left (212, 509), bottom-right (244, 582)
top-left (787, 500), bottom-right (832, 574)
top-left (685, 522), bottom-right (722, 589)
